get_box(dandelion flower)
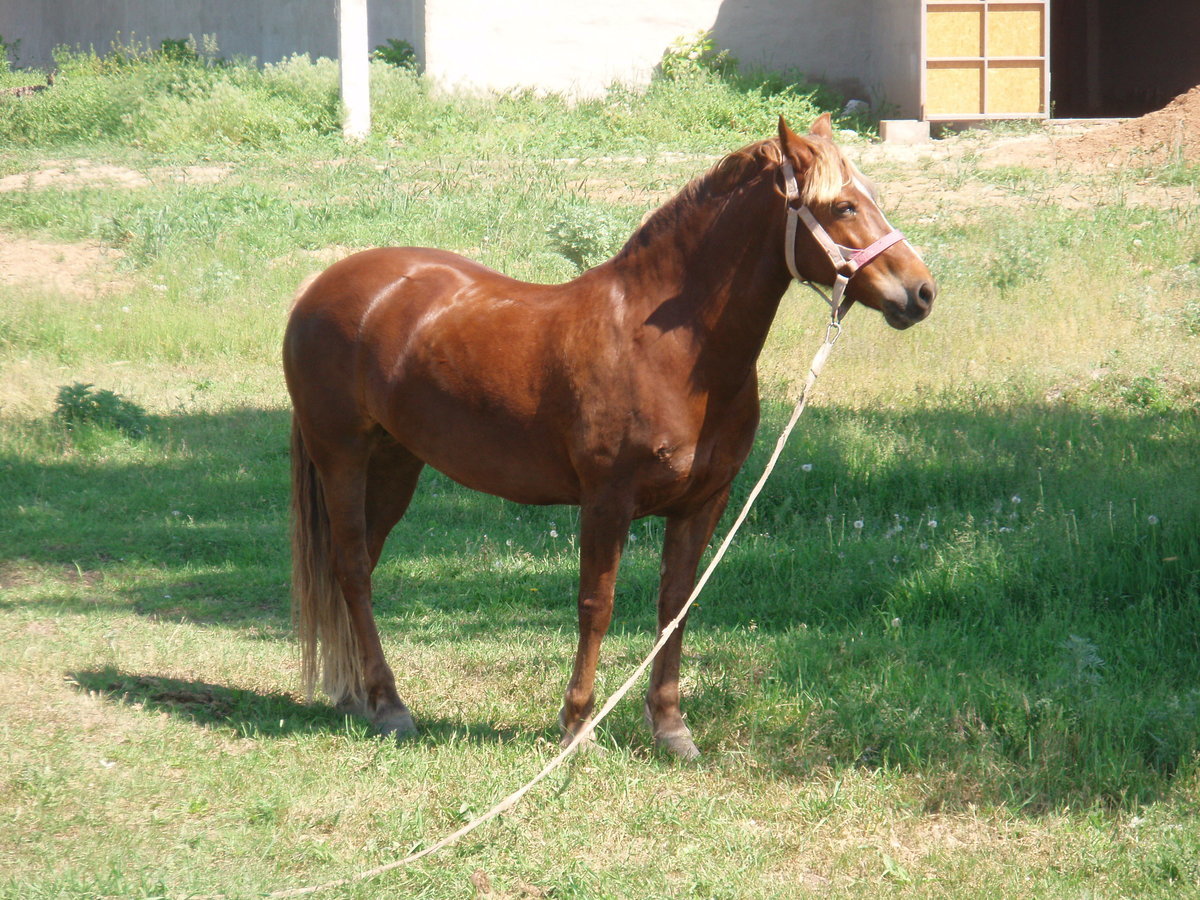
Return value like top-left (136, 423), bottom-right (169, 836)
top-left (549, 529), bottom-right (559, 538)
top-left (1148, 515), bottom-right (1160, 525)
top-left (927, 519), bottom-right (938, 529)
top-left (1011, 494), bottom-right (1022, 504)
top-left (853, 519), bottom-right (864, 530)
top-left (801, 463), bottom-right (813, 472)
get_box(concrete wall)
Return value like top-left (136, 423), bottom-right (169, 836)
top-left (867, 0), bottom-right (921, 119)
top-left (0, 0), bottom-right (420, 68)
top-left (1, 0), bottom-right (925, 116)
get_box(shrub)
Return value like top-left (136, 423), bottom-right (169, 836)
top-left (53, 383), bottom-right (152, 439)
top-left (547, 206), bottom-right (624, 272)
top-left (372, 38), bottom-right (418, 71)
top-left (0, 33), bottom-right (18, 71)
top-left (657, 30), bottom-right (738, 81)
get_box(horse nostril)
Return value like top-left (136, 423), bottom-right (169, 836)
top-left (917, 281), bottom-right (936, 309)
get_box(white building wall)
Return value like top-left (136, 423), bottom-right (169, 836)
top-left (866, 0), bottom-right (922, 118)
top-left (425, 1), bottom-right (888, 98)
top-left (423, 0), bottom-right (920, 114)
top-left (423, 1), bottom-right (725, 97)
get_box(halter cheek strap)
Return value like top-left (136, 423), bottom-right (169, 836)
top-left (781, 160), bottom-right (908, 321)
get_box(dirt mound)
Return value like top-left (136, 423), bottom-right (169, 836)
top-left (1060, 85), bottom-right (1200, 166)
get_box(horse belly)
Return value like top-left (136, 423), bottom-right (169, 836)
top-left (366, 346), bottom-right (583, 506)
top-left (391, 403), bottom-right (582, 506)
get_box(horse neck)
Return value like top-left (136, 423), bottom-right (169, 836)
top-left (611, 175), bottom-right (793, 394)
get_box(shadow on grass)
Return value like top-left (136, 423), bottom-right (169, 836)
top-left (68, 666), bottom-right (536, 746)
top-left (69, 667), bottom-right (343, 737)
top-left (4, 400), bottom-right (1196, 630)
top-left (6, 398), bottom-right (1200, 807)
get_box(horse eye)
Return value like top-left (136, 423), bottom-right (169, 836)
top-left (835, 201), bottom-right (857, 217)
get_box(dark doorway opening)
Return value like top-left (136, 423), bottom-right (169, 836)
top-left (1051, 0), bottom-right (1200, 118)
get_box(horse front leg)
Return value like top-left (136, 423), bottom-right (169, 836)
top-left (646, 488), bottom-right (731, 760)
top-left (559, 501), bottom-right (632, 748)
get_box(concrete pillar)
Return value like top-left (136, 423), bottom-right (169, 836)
top-left (338, 0), bottom-right (370, 139)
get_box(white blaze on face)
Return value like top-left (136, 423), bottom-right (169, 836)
top-left (849, 168), bottom-right (925, 266)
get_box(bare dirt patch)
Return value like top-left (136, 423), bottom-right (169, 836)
top-left (0, 160), bottom-right (149, 192)
top-left (0, 159), bottom-right (232, 193)
top-left (0, 232), bottom-right (127, 298)
top-left (852, 101), bottom-right (1200, 220)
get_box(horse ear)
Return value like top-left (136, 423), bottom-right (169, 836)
top-left (809, 112), bottom-right (834, 139)
top-left (778, 116), bottom-right (814, 167)
top-left (778, 116), bottom-right (802, 156)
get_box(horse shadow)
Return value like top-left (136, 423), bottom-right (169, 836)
top-left (67, 666), bottom-right (533, 746)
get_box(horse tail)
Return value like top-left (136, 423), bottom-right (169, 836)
top-left (290, 416), bottom-right (364, 706)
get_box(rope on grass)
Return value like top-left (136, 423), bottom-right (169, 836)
top-left (267, 315), bottom-right (846, 899)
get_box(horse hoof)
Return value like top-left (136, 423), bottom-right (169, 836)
top-left (655, 730), bottom-right (701, 761)
top-left (376, 709), bottom-right (418, 742)
top-left (558, 710), bottom-right (606, 754)
top-left (657, 734), bottom-right (700, 763)
top-left (644, 702), bottom-right (700, 760)
top-left (561, 732), bottom-right (607, 755)
top-left (334, 696), bottom-right (369, 719)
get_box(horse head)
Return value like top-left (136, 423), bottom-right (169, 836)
top-left (777, 114), bottom-right (936, 330)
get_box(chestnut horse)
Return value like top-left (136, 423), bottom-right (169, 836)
top-left (284, 115), bottom-right (935, 759)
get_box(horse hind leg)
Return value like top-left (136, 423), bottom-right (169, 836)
top-left (355, 435), bottom-right (426, 706)
top-left (292, 421), bottom-right (422, 739)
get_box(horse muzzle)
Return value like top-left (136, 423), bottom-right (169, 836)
top-left (881, 278), bottom-right (937, 330)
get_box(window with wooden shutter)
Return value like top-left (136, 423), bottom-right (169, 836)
top-left (923, 1), bottom-right (1049, 120)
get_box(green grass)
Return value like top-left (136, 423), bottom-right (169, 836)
top-left (1, 47), bottom-right (1199, 898)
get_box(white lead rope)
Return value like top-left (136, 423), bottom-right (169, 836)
top-left (266, 313), bottom-right (845, 899)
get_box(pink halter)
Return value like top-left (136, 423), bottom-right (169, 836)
top-left (780, 160), bottom-right (908, 319)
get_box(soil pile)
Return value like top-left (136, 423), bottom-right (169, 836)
top-left (1061, 85), bottom-right (1200, 166)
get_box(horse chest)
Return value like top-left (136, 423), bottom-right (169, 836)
top-left (650, 440), bottom-right (696, 481)
top-left (631, 428), bottom-right (745, 515)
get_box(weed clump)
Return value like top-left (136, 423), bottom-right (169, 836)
top-left (0, 35), bottom-right (338, 150)
top-left (53, 382), bottom-right (152, 439)
top-left (372, 38), bottom-right (419, 71)
top-left (546, 206), bottom-right (624, 272)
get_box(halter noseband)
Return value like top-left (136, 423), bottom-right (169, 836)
top-left (781, 160), bottom-right (908, 321)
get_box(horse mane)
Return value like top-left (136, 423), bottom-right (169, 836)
top-left (615, 134), bottom-right (849, 261)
